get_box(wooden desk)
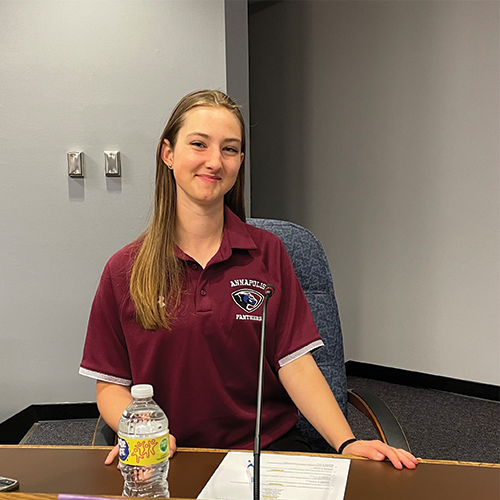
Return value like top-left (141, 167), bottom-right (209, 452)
top-left (0, 446), bottom-right (498, 500)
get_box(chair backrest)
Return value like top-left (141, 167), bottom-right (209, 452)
top-left (247, 218), bottom-right (347, 453)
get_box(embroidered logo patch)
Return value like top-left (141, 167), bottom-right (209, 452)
top-left (231, 289), bottom-right (264, 313)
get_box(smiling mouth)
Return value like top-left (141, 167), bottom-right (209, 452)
top-left (197, 174), bottom-right (221, 182)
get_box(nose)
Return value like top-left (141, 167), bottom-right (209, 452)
top-left (205, 146), bottom-right (222, 170)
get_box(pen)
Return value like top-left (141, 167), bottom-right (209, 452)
top-left (246, 459), bottom-right (254, 491)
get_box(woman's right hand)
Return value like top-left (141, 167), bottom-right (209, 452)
top-left (104, 434), bottom-right (177, 467)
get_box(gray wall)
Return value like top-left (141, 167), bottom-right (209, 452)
top-left (250, 1), bottom-right (499, 385)
top-left (225, 0), bottom-right (251, 212)
top-left (0, 0), bottom-right (248, 423)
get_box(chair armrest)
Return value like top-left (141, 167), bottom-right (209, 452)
top-left (348, 388), bottom-right (411, 452)
top-left (92, 415), bottom-right (116, 446)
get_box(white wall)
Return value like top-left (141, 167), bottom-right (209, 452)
top-left (0, 0), bottom-right (236, 423)
top-left (250, 1), bottom-right (499, 385)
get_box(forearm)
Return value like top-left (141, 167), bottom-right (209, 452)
top-left (279, 353), bottom-right (418, 470)
top-left (96, 380), bottom-right (133, 432)
top-left (278, 353), bottom-right (354, 451)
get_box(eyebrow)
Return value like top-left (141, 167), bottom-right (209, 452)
top-left (187, 132), bottom-right (241, 143)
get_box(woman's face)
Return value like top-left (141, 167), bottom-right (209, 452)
top-left (161, 106), bottom-right (244, 211)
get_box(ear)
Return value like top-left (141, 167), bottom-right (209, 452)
top-left (239, 152), bottom-right (244, 166)
top-left (161, 139), bottom-right (174, 166)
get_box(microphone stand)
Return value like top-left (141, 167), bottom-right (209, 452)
top-left (253, 284), bottom-right (275, 500)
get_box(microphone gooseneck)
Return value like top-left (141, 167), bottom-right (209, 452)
top-left (253, 283), bottom-right (275, 500)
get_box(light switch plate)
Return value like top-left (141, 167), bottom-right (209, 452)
top-left (67, 151), bottom-right (84, 177)
top-left (104, 151), bottom-right (121, 177)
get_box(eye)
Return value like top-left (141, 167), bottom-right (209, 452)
top-left (191, 141), bottom-right (206, 148)
top-left (224, 146), bottom-right (240, 154)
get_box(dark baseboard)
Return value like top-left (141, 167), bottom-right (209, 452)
top-left (345, 361), bottom-right (500, 402)
top-left (0, 402), bottom-right (98, 445)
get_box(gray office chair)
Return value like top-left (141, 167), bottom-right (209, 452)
top-left (247, 218), bottom-right (410, 453)
top-left (94, 218), bottom-right (410, 453)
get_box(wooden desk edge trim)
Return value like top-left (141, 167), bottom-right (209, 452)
top-left (1, 445), bottom-right (498, 468)
top-left (416, 458), bottom-right (500, 468)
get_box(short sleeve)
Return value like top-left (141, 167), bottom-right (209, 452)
top-left (272, 240), bottom-right (324, 369)
top-left (79, 262), bottom-right (132, 385)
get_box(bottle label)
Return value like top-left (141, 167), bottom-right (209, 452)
top-left (118, 432), bottom-right (170, 466)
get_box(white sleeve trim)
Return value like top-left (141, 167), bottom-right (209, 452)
top-left (278, 339), bottom-right (325, 368)
top-left (79, 367), bottom-right (132, 386)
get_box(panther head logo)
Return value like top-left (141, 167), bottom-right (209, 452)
top-left (231, 289), bottom-right (264, 313)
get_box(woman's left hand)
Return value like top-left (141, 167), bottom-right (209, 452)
top-left (342, 440), bottom-right (418, 469)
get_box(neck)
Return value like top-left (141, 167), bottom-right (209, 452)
top-left (175, 200), bottom-right (225, 268)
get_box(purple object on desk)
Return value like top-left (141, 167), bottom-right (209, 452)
top-left (59, 495), bottom-right (111, 500)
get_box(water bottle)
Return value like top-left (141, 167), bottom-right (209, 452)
top-left (118, 384), bottom-right (170, 497)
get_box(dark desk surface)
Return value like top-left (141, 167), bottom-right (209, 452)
top-left (0, 446), bottom-right (498, 500)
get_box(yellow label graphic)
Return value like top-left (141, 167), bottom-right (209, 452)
top-left (118, 432), bottom-right (169, 466)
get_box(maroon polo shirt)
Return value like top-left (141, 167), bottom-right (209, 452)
top-left (80, 206), bottom-right (323, 449)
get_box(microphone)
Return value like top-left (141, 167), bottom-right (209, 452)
top-left (253, 283), bottom-right (275, 500)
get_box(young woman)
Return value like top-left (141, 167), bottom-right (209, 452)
top-left (80, 90), bottom-right (417, 469)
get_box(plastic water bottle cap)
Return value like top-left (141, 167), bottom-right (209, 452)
top-left (131, 384), bottom-right (154, 399)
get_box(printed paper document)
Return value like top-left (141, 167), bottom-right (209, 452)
top-left (197, 451), bottom-right (350, 500)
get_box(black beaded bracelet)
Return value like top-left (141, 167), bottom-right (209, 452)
top-left (338, 438), bottom-right (357, 454)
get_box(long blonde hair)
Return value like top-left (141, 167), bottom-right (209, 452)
top-left (130, 90), bottom-right (246, 330)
